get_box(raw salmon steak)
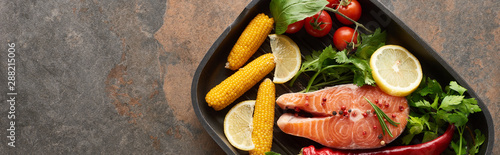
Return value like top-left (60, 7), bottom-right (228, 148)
top-left (276, 84), bottom-right (409, 149)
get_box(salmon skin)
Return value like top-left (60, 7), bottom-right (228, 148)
top-left (276, 84), bottom-right (409, 149)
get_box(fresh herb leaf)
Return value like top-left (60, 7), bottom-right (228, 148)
top-left (334, 50), bottom-right (349, 63)
top-left (446, 113), bottom-right (468, 127)
top-left (463, 98), bottom-right (482, 113)
top-left (352, 68), bottom-right (374, 86)
top-left (417, 77), bottom-right (444, 98)
top-left (289, 50), bottom-right (323, 86)
top-left (401, 133), bottom-right (415, 145)
top-left (349, 57), bottom-right (371, 73)
top-left (439, 95), bottom-right (464, 111)
top-left (335, 51), bottom-right (374, 86)
top-left (470, 129), bottom-right (486, 155)
top-left (414, 100), bottom-right (431, 109)
top-left (350, 58), bottom-right (374, 86)
top-left (265, 151), bottom-right (281, 155)
top-left (270, 0), bottom-right (328, 34)
top-left (318, 46), bottom-right (338, 65)
top-left (355, 28), bottom-right (387, 59)
top-left (422, 131), bottom-right (439, 143)
top-left (402, 114), bottom-right (434, 145)
top-left (407, 115), bottom-right (424, 134)
top-left (449, 81), bottom-right (467, 95)
top-left (430, 95), bottom-right (440, 109)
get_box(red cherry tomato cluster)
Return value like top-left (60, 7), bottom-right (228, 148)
top-left (285, 0), bottom-right (362, 51)
top-left (331, 0), bottom-right (362, 51)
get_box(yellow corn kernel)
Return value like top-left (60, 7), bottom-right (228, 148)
top-left (206, 53), bottom-right (275, 111)
top-left (249, 78), bottom-right (275, 155)
top-left (225, 13), bottom-right (274, 71)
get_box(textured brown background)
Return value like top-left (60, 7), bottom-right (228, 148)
top-left (0, 0), bottom-right (497, 154)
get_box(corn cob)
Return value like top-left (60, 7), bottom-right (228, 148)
top-left (225, 13), bottom-right (274, 71)
top-left (206, 53), bottom-right (275, 111)
top-left (249, 78), bottom-right (275, 155)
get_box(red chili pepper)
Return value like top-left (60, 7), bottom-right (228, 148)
top-left (300, 124), bottom-right (455, 155)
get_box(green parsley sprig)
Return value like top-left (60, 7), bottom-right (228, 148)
top-left (404, 77), bottom-right (484, 155)
top-left (289, 29), bottom-right (386, 92)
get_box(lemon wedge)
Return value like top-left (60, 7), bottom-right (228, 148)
top-left (223, 100), bottom-right (256, 151)
top-left (268, 34), bottom-right (301, 84)
top-left (370, 45), bottom-right (423, 97)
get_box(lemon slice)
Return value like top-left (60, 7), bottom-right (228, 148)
top-left (268, 34), bottom-right (301, 84)
top-left (370, 45), bottom-right (423, 97)
top-left (223, 100), bottom-right (256, 151)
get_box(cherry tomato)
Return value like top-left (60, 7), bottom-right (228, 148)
top-left (326, 0), bottom-right (339, 8)
top-left (336, 0), bottom-right (362, 25)
top-left (333, 26), bottom-right (358, 51)
top-left (286, 19), bottom-right (304, 34)
top-left (304, 10), bottom-right (332, 37)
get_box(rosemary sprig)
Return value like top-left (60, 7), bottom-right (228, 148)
top-left (364, 97), bottom-right (400, 137)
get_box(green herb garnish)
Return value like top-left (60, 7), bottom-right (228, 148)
top-left (355, 28), bottom-right (387, 59)
top-left (365, 97), bottom-right (400, 137)
top-left (405, 77), bottom-right (483, 155)
top-left (288, 28), bottom-right (386, 92)
top-left (469, 129), bottom-right (486, 155)
top-left (265, 151), bottom-right (281, 155)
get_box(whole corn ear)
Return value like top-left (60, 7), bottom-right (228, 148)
top-left (206, 53), bottom-right (275, 111)
top-left (249, 78), bottom-right (276, 155)
top-left (225, 13), bottom-right (274, 70)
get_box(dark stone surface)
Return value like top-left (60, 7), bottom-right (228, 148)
top-left (0, 0), bottom-right (221, 154)
top-left (0, 0), bottom-right (497, 154)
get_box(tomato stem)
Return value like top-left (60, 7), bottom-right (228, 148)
top-left (309, 11), bottom-right (329, 31)
top-left (346, 25), bottom-right (360, 55)
top-left (339, 0), bottom-right (352, 7)
top-left (324, 7), bottom-right (373, 33)
top-left (351, 25), bottom-right (358, 49)
top-left (315, 11), bottom-right (322, 24)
